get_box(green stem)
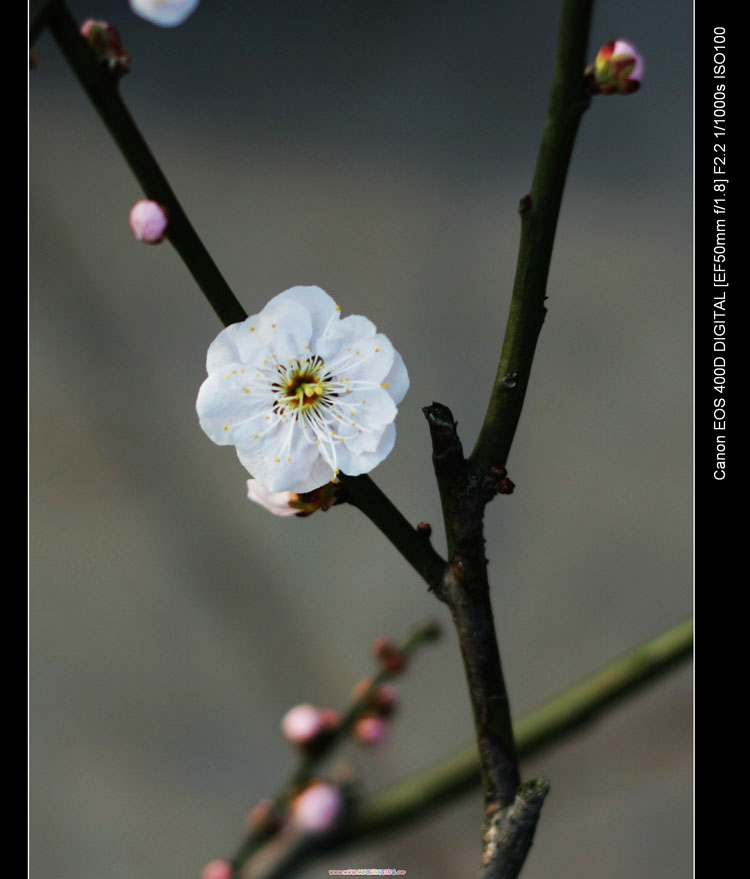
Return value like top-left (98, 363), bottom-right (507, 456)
top-left (471, 0), bottom-right (594, 473)
top-left (341, 617), bottom-right (693, 843)
top-left (46, 2), bottom-right (247, 328)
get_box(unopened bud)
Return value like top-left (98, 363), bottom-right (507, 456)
top-left (372, 683), bottom-right (399, 717)
top-left (290, 481), bottom-right (347, 516)
top-left (247, 480), bottom-right (299, 517)
top-left (591, 40), bottom-right (643, 95)
top-left (416, 521), bottom-right (432, 537)
top-left (201, 860), bottom-right (231, 879)
top-left (290, 782), bottom-right (343, 834)
top-left (372, 637), bottom-right (407, 674)
top-left (281, 704), bottom-right (339, 750)
top-left (353, 715), bottom-right (390, 746)
top-left (129, 199), bottom-right (168, 244)
top-left (80, 20), bottom-right (131, 79)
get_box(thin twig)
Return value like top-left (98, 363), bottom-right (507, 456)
top-left (471, 0), bottom-right (595, 473)
top-left (230, 620), bottom-right (441, 873)
top-left (45, 2), bottom-right (246, 327)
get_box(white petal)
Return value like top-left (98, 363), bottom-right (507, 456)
top-left (253, 299), bottom-right (314, 364)
top-left (343, 386), bottom-right (398, 429)
top-left (130, 0), bottom-right (199, 27)
top-left (207, 300), bottom-right (314, 373)
top-left (236, 419), bottom-right (334, 493)
top-left (315, 313), bottom-right (377, 362)
top-left (335, 423), bottom-right (396, 476)
top-left (326, 333), bottom-right (395, 384)
top-left (196, 366), bottom-right (272, 445)
top-left (381, 348), bottom-right (409, 405)
top-left (270, 286), bottom-right (340, 339)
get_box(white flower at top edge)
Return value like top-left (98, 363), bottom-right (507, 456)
top-left (196, 286), bottom-right (409, 493)
top-left (129, 0), bottom-right (199, 27)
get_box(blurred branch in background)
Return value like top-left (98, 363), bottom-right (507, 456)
top-left (248, 617), bottom-right (692, 878)
top-left (231, 620), bottom-right (441, 873)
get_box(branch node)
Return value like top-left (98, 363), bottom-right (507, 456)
top-left (480, 778), bottom-right (550, 879)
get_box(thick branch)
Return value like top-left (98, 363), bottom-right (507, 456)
top-left (349, 616), bottom-right (693, 843)
top-left (242, 617), bottom-right (692, 877)
top-left (423, 403), bottom-right (519, 819)
top-left (479, 779), bottom-right (550, 879)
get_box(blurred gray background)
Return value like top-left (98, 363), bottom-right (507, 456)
top-left (30, 1), bottom-right (692, 877)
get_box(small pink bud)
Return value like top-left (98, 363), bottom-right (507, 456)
top-left (317, 708), bottom-right (341, 733)
top-left (247, 480), bottom-right (300, 517)
top-left (129, 199), bottom-right (168, 244)
top-left (281, 704), bottom-right (339, 748)
top-left (592, 39), bottom-right (643, 95)
top-left (353, 715), bottom-right (389, 746)
top-left (290, 783), bottom-right (343, 833)
top-left (372, 637), bottom-right (406, 673)
top-left (80, 20), bottom-right (131, 78)
top-left (201, 860), bottom-right (231, 879)
top-left (246, 479), bottom-right (347, 517)
top-left (372, 684), bottom-right (399, 717)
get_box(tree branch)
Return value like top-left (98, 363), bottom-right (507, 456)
top-left (348, 616), bottom-right (692, 843)
top-left (471, 0), bottom-right (595, 473)
top-left (230, 620), bottom-right (441, 874)
top-left (46, 2), bottom-right (246, 327)
top-left (236, 616), bottom-right (692, 878)
top-left (44, 1), bottom-right (446, 591)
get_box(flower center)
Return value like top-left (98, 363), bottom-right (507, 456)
top-left (273, 357), bottom-right (334, 414)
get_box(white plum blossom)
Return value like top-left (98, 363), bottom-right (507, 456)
top-left (197, 286), bottom-right (409, 493)
top-left (129, 0), bottom-right (199, 27)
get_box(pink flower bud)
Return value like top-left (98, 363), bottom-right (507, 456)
top-left (593, 39), bottom-right (643, 95)
top-left (129, 199), bottom-right (168, 244)
top-left (247, 479), bottom-right (347, 517)
top-left (281, 704), bottom-right (339, 748)
top-left (372, 637), bottom-right (406, 673)
top-left (353, 715), bottom-right (389, 746)
top-left (247, 480), bottom-right (300, 517)
top-left (372, 683), bottom-right (399, 717)
top-left (201, 860), bottom-right (231, 879)
top-left (290, 783), bottom-right (343, 833)
top-left (281, 704), bottom-right (324, 744)
top-left (80, 20), bottom-right (131, 79)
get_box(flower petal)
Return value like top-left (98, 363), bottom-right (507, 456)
top-left (236, 418), bottom-right (335, 492)
top-left (334, 423), bottom-right (396, 476)
top-left (196, 365), bottom-right (273, 445)
top-left (381, 349), bottom-right (409, 405)
top-left (271, 286), bottom-right (340, 340)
